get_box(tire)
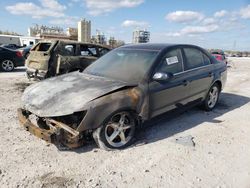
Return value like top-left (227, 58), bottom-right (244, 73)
top-left (1, 60), bottom-right (14, 72)
top-left (93, 111), bottom-right (137, 150)
top-left (202, 83), bottom-right (220, 111)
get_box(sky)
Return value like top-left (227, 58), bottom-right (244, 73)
top-left (0, 0), bottom-right (250, 51)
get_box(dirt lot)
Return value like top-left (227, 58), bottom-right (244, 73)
top-left (0, 58), bottom-right (250, 188)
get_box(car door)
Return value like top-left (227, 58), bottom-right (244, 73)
top-left (182, 47), bottom-right (214, 102)
top-left (56, 43), bottom-right (79, 74)
top-left (149, 48), bottom-right (191, 118)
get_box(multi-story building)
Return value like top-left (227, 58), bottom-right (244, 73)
top-left (91, 30), bottom-right (106, 45)
top-left (132, 29), bottom-right (150, 43)
top-left (108, 37), bottom-right (125, 48)
top-left (78, 19), bottom-right (91, 43)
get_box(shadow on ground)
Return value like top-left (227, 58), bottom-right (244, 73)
top-left (67, 92), bottom-right (250, 153)
top-left (0, 67), bottom-right (26, 73)
top-left (135, 92), bottom-right (250, 147)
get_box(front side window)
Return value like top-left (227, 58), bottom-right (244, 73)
top-left (183, 48), bottom-right (204, 70)
top-left (64, 44), bottom-right (76, 56)
top-left (99, 48), bottom-right (109, 56)
top-left (88, 47), bottom-right (97, 56)
top-left (156, 48), bottom-right (183, 74)
top-left (80, 45), bottom-right (99, 57)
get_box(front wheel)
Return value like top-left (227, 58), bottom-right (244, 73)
top-left (93, 111), bottom-right (136, 150)
top-left (203, 83), bottom-right (220, 111)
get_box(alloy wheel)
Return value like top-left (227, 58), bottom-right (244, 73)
top-left (207, 86), bottom-right (219, 108)
top-left (105, 112), bottom-right (135, 148)
top-left (2, 60), bottom-right (14, 71)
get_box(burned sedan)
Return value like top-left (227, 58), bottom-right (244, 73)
top-left (18, 44), bottom-right (227, 150)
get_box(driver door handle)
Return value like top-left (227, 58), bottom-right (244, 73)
top-left (209, 72), bottom-right (213, 77)
top-left (182, 80), bottom-right (189, 86)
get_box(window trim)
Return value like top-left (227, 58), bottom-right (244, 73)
top-left (174, 63), bottom-right (213, 76)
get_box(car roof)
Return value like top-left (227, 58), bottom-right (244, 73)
top-left (120, 43), bottom-right (204, 51)
top-left (0, 46), bottom-right (14, 51)
top-left (38, 39), bottom-right (111, 49)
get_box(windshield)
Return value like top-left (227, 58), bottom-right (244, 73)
top-left (85, 48), bottom-right (159, 83)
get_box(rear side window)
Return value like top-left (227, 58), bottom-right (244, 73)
top-left (183, 48), bottom-right (204, 70)
top-left (80, 45), bottom-right (97, 56)
top-left (32, 43), bottom-right (51, 52)
top-left (156, 48), bottom-right (183, 74)
top-left (88, 47), bottom-right (97, 56)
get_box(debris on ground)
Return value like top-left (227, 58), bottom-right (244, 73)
top-left (175, 135), bottom-right (195, 147)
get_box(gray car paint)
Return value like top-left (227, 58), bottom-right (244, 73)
top-left (22, 71), bottom-right (128, 117)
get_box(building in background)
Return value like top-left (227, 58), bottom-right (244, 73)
top-left (66, 27), bottom-right (78, 38)
top-left (78, 19), bottom-right (91, 43)
top-left (91, 30), bottom-right (106, 45)
top-left (28, 24), bottom-right (76, 40)
top-left (132, 29), bottom-right (150, 43)
top-left (28, 24), bottom-right (64, 37)
top-left (108, 37), bottom-right (125, 48)
top-left (1, 20), bottom-right (126, 47)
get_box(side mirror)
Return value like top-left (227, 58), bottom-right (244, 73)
top-left (153, 72), bottom-right (173, 82)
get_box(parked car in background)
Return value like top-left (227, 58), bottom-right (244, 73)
top-left (212, 54), bottom-right (228, 65)
top-left (25, 40), bottom-right (111, 80)
top-left (19, 45), bottom-right (32, 59)
top-left (210, 49), bottom-right (228, 64)
top-left (18, 44), bottom-right (227, 150)
top-left (0, 44), bottom-right (22, 50)
top-left (0, 46), bottom-right (25, 72)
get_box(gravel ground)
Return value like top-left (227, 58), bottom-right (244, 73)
top-left (0, 58), bottom-right (250, 188)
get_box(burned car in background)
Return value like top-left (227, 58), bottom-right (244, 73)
top-left (18, 44), bottom-right (227, 150)
top-left (26, 40), bottom-right (111, 80)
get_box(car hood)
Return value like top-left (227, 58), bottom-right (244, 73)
top-left (22, 72), bottom-right (129, 117)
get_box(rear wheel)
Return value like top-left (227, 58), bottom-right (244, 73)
top-left (203, 83), bottom-right (220, 111)
top-left (1, 60), bottom-right (14, 72)
top-left (93, 111), bottom-right (136, 150)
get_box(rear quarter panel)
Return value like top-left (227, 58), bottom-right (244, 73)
top-left (211, 60), bottom-right (227, 91)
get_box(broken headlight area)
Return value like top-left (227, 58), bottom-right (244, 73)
top-left (17, 108), bottom-right (89, 149)
top-left (49, 111), bottom-right (86, 130)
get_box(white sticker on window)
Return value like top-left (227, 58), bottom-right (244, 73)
top-left (166, 56), bottom-right (179, 65)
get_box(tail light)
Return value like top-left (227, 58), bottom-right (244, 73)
top-left (16, 51), bottom-right (23, 57)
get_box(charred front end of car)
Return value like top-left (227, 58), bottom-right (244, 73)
top-left (17, 108), bottom-right (90, 148)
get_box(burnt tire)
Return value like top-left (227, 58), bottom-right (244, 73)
top-left (202, 83), bottom-right (220, 111)
top-left (93, 111), bottom-right (137, 151)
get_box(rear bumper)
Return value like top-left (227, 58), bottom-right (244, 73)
top-left (17, 108), bottom-right (83, 148)
top-left (26, 67), bottom-right (47, 80)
